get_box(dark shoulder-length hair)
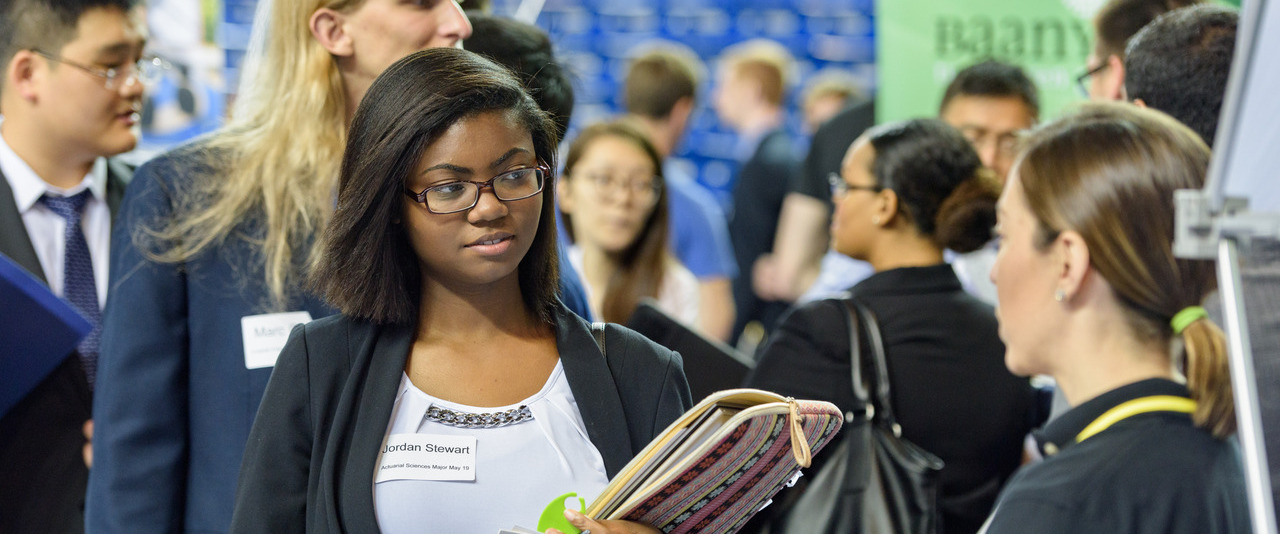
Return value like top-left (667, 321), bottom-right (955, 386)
top-left (310, 47), bottom-right (561, 326)
top-left (559, 120), bottom-right (670, 324)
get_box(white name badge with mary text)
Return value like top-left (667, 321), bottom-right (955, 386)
top-left (376, 434), bottom-right (477, 482)
top-left (241, 311), bottom-right (313, 369)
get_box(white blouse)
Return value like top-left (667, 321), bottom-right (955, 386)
top-left (373, 361), bottom-right (610, 533)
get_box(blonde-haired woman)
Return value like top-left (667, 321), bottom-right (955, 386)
top-left (982, 102), bottom-right (1249, 533)
top-left (86, 0), bottom-right (470, 531)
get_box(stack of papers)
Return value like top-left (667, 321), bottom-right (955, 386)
top-left (586, 389), bottom-right (843, 534)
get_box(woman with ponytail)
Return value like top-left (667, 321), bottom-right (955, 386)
top-left (746, 119), bottom-right (1038, 534)
top-left (982, 102), bottom-right (1249, 534)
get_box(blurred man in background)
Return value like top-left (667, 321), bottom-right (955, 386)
top-left (1124, 4), bottom-right (1238, 147)
top-left (712, 39), bottom-right (799, 349)
top-left (1082, 0), bottom-right (1202, 101)
top-left (939, 59), bottom-right (1040, 305)
top-left (750, 71), bottom-right (865, 307)
top-left (939, 60), bottom-right (1039, 183)
top-left (0, 0), bottom-right (147, 531)
top-left (623, 42), bottom-right (738, 341)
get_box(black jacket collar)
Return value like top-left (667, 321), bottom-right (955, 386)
top-left (335, 301), bottom-right (635, 531)
top-left (344, 300), bottom-right (634, 492)
top-left (851, 263), bottom-right (962, 298)
top-left (1034, 378), bottom-right (1191, 457)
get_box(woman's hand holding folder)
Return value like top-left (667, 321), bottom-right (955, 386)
top-left (545, 509), bottom-right (660, 534)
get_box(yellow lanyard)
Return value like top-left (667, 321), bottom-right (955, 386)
top-left (1075, 395), bottom-right (1198, 443)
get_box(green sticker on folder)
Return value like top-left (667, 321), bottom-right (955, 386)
top-left (537, 492), bottom-right (584, 534)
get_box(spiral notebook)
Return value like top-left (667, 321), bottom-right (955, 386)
top-left (585, 389), bottom-right (843, 534)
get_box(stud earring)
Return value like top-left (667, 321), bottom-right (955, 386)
top-left (872, 216), bottom-right (882, 225)
top-left (1054, 289), bottom-right (1066, 302)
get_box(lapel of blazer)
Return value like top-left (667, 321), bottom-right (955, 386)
top-left (104, 158), bottom-right (134, 219)
top-left (556, 306), bottom-right (634, 478)
top-left (330, 319), bottom-right (413, 533)
top-left (326, 306), bottom-right (635, 528)
top-left (0, 157), bottom-right (134, 281)
top-left (0, 167), bottom-right (46, 283)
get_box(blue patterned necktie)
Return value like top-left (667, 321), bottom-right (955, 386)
top-left (40, 190), bottom-right (100, 387)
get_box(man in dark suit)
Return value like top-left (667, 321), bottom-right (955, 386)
top-left (712, 39), bottom-right (802, 348)
top-left (0, 0), bottom-right (146, 531)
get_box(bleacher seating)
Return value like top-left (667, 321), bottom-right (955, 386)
top-left (493, 0), bottom-right (877, 210)
top-left (207, 0), bottom-right (877, 209)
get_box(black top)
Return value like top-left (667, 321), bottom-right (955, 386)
top-left (229, 304), bottom-right (692, 533)
top-left (745, 264), bottom-right (1036, 534)
top-left (984, 378), bottom-right (1252, 534)
top-left (793, 99), bottom-right (876, 204)
top-left (729, 128), bottom-right (800, 342)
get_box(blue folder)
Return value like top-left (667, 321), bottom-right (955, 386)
top-left (0, 252), bottom-right (91, 417)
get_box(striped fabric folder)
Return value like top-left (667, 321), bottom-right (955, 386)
top-left (586, 389), bottom-right (843, 533)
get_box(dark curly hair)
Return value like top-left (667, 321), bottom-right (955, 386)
top-left (1124, 4), bottom-right (1237, 147)
top-left (939, 59), bottom-right (1040, 120)
top-left (865, 119), bottom-right (1001, 253)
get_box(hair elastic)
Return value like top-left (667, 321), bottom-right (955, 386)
top-left (1171, 306), bottom-right (1208, 335)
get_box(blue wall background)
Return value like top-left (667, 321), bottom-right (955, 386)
top-left (504, 0), bottom-right (877, 207)
top-left (189, 0), bottom-right (876, 207)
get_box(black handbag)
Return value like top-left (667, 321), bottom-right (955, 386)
top-left (775, 298), bottom-right (944, 534)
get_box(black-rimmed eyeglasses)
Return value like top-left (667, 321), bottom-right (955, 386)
top-left (828, 172), bottom-right (883, 198)
top-left (1075, 62), bottom-right (1109, 97)
top-left (31, 49), bottom-right (169, 91)
top-left (405, 164), bottom-right (549, 214)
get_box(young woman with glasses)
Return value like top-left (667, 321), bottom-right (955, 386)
top-left (229, 49), bottom-right (689, 534)
top-left (557, 121), bottom-right (702, 330)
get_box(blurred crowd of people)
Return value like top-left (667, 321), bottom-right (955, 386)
top-left (0, 0), bottom-right (1253, 532)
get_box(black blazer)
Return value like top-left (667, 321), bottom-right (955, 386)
top-left (745, 264), bottom-right (1037, 534)
top-left (0, 160), bottom-right (130, 534)
top-left (229, 305), bottom-right (693, 533)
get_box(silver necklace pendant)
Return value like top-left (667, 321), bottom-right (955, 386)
top-left (424, 404), bottom-right (534, 429)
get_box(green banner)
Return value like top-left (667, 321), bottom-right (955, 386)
top-left (875, 0), bottom-right (1103, 123)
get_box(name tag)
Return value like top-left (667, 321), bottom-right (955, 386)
top-left (241, 311), bottom-right (313, 369)
top-left (376, 434), bottom-right (477, 482)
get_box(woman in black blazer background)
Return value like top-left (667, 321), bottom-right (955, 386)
top-left (745, 119), bottom-right (1037, 534)
top-left (230, 48), bottom-right (690, 534)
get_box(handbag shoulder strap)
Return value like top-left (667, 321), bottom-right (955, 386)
top-left (839, 298), bottom-right (905, 435)
top-left (829, 298), bottom-right (872, 418)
